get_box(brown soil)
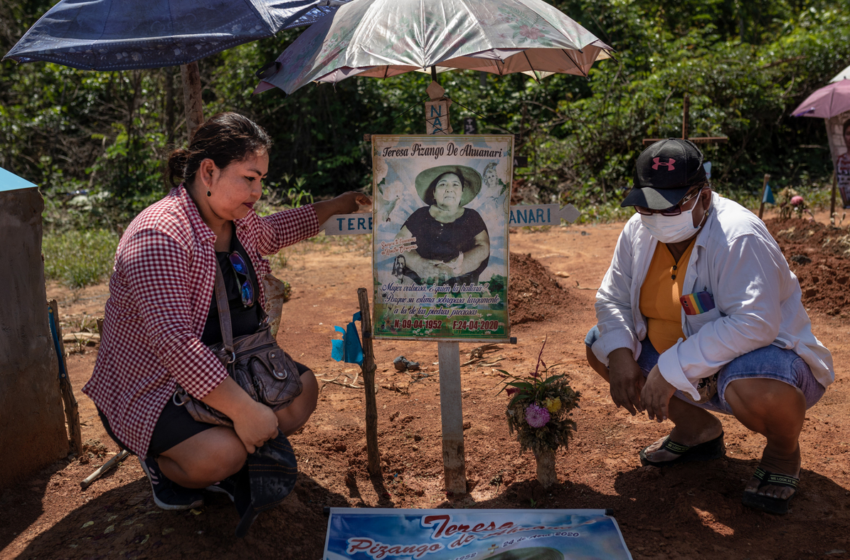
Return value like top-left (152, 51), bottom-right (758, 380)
top-left (508, 252), bottom-right (582, 325)
top-left (2, 221), bottom-right (848, 560)
top-left (764, 218), bottom-right (850, 316)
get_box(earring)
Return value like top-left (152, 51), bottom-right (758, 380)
top-left (207, 191), bottom-right (211, 197)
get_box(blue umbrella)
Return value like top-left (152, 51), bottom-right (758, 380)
top-left (3, 0), bottom-right (348, 138)
top-left (3, 0), bottom-right (346, 71)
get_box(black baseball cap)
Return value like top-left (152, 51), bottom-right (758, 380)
top-left (621, 138), bottom-right (707, 210)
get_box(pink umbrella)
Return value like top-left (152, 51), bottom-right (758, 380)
top-left (792, 80), bottom-right (850, 119)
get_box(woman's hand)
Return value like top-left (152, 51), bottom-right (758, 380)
top-left (199, 376), bottom-right (278, 453)
top-left (419, 261), bottom-right (453, 283)
top-left (313, 191), bottom-right (372, 225)
top-left (641, 365), bottom-right (677, 423)
top-left (607, 347), bottom-right (645, 415)
top-left (231, 400), bottom-right (280, 454)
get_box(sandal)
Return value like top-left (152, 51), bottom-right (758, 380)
top-left (639, 432), bottom-right (725, 467)
top-left (741, 467), bottom-right (798, 515)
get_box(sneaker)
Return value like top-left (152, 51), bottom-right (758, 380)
top-left (206, 477), bottom-right (237, 502)
top-left (138, 456), bottom-right (204, 511)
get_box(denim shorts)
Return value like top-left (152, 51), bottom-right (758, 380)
top-left (585, 325), bottom-right (825, 414)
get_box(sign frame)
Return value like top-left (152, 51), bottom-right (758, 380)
top-left (322, 507), bottom-right (633, 560)
top-left (370, 134), bottom-right (514, 344)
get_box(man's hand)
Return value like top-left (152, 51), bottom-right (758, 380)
top-left (641, 365), bottom-right (677, 423)
top-left (607, 347), bottom-right (645, 415)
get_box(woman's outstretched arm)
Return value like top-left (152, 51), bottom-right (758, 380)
top-left (251, 192), bottom-right (371, 255)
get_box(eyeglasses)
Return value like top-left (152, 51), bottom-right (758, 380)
top-left (229, 252), bottom-right (254, 307)
top-left (635, 187), bottom-right (704, 216)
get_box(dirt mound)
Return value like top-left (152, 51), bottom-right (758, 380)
top-left (509, 252), bottom-right (582, 325)
top-left (764, 218), bottom-right (850, 316)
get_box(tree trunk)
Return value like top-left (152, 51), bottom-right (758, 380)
top-left (181, 61), bottom-right (204, 142)
top-left (165, 66), bottom-right (175, 146)
top-left (534, 448), bottom-right (557, 488)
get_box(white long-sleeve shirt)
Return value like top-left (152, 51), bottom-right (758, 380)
top-left (592, 193), bottom-right (833, 400)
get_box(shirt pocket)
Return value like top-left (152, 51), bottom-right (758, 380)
top-left (685, 307), bottom-right (722, 336)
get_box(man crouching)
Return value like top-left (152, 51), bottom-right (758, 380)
top-left (585, 139), bottom-right (833, 515)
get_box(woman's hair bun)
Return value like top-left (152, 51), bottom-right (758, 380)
top-left (166, 147), bottom-right (190, 189)
top-left (164, 113), bottom-right (272, 190)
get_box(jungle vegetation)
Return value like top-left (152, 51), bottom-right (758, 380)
top-left (2, 0), bottom-right (849, 230)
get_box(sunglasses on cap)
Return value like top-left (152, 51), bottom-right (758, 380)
top-left (634, 186), bottom-right (705, 216)
top-left (229, 251), bottom-right (254, 308)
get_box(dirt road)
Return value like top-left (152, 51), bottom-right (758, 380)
top-left (1, 218), bottom-right (848, 560)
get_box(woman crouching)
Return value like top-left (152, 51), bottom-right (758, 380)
top-left (83, 113), bottom-right (369, 509)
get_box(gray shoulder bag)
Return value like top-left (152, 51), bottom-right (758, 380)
top-left (173, 259), bottom-right (303, 426)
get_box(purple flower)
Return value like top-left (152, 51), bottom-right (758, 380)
top-left (506, 387), bottom-right (519, 396)
top-left (525, 403), bottom-right (550, 428)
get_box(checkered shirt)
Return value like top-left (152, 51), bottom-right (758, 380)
top-left (82, 186), bottom-right (319, 457)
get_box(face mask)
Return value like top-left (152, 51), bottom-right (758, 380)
top-left (640, 201), bottom-right (707, 244)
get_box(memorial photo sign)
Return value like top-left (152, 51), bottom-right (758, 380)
top-left (323, 508), bottom-right (632, 560)
top-left (372, 134), bottom-right (513, 342)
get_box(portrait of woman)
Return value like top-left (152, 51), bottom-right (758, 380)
top-left (395, 165), bottom-right (490, 286)
top-left (836, 119), bottom-right (850, 207)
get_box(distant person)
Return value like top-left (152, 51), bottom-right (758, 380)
top-left (395, 165), bottom-right (490, 286)
top-left (585, 139), bottom-right (833, 515)
top-left (836, 119), bottom-right (850, 207)
top-left (83, 112), bottom-right (369, 510)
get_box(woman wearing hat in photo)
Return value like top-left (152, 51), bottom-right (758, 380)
top-left (395, 165), bottom-right (490, 286)
top-left (584, 138), bottom-right (833, 515)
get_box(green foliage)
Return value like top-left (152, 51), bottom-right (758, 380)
top-left (2, 0), bottom-right (849, 228)
top-left (42, 229), bottom-right (119, 288)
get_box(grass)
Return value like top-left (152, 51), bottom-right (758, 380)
top-left (42, 229), bottom-right (119, 289)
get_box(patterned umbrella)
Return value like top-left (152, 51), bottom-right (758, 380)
top-left (792, 80), bottom-right (850, 119)
top-left (3, 0), bottom-right (347, 71)
top-left (255, 0), bottom-right (612, 95)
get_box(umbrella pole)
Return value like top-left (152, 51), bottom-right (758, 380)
top-left (431, 66), bottom-right (438, 85)
top-left (181, 62), bottom-right (204, 142)
top-left (830, 171), bottom-right (837, 224)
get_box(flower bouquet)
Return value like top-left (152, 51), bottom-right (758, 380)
top-left (499, 338), bottom-right (580, 488)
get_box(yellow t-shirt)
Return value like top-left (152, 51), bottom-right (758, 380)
top-left (639, 239), bottom-right (696, 353)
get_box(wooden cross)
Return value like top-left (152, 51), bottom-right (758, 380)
top-left (643, 94), bottom-right (729, 146)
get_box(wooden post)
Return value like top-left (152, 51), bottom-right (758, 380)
top-left (643, 92), bottom-right (727, 147)
top-left (830, 171), bottom-right (838, 224)
top-left (758, 174), bottom-right (771, 219)
top-left (357, 288), bottom-right (381, 477)
top-left (437, 341), bottom-right (467, 494)
top-left (181, 61), bottom-right (204, 142)
top-left (80, 450), bottom-right (130, 489)
top-left (48, 301), bottom-right (82, 456)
